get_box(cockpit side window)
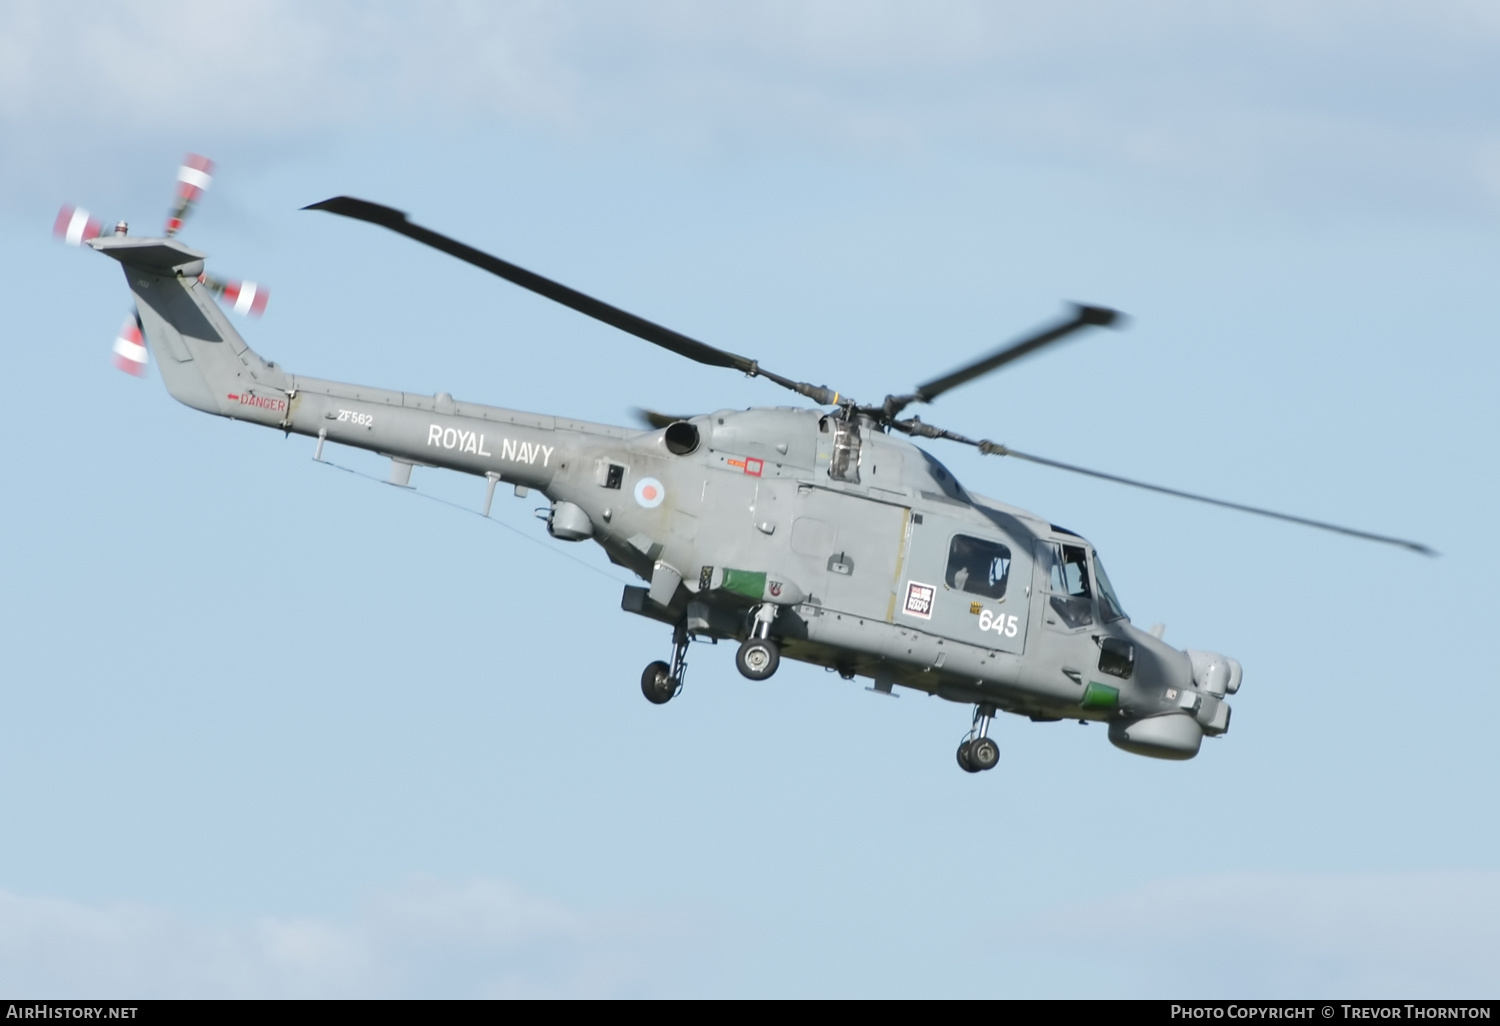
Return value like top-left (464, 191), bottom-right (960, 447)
top-left (1093, 554), bottom-right (1127, 623)
top-left (1043, 542), bottom-right (1094, 629)
top-left (945, 535), bottom-right (1011, 600)
top-left (1046, 545), bottom-right (1090, 595)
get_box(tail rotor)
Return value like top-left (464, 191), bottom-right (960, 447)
top-left (199, 275), bottom-right (269, 317)
top-left (111, 315), bottom-right (148, 377)
top-left (53, 205), bottom-right (103, 246)
top-left (165, 154), bottom-right (213, 237)
top-left (55, 154), bottom-right (271, 376)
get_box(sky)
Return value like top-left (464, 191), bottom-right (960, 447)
top-left (1, 0), bottom-right (1498, 998)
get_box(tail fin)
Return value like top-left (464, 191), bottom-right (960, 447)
top-left (89, 236), bottom-right (292, 421)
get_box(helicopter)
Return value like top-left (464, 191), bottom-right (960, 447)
top-left (59, 158), bottom-right (1432, 774)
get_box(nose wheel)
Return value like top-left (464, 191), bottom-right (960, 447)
top-left (956, 704), bottom-right (1000, 773)
top-left (957, 736), bottom-right (1000, 772)
top-left (641, 623), bottom-right (690, 705)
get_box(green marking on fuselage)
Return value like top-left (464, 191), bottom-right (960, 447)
top-left (721, 568), bottom-right (768, 599)
top-left (1081, 681), bottom-right (1120, 710)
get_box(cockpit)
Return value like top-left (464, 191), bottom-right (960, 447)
top-left (1038, 537), bottom-right (1128, 630)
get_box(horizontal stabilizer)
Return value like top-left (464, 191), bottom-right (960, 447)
top-left (89, 236), bottom-right (206, 273)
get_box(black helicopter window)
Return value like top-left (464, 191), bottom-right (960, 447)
top-left (1093, 554), bottom-right (1128, 623)
top-left (595, 460), bottom-right (626, 489)
top-left (1046, 543), bottom-right (1094, 629)
top-left (945, 535), bottom-right (1011, 600)
top-left (1098, 636), bottom-right (1134, 679)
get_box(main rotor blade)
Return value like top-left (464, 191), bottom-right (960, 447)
top-left (631, 407), bottom-right (698, 429)
top-left (910, 304), bottom-right (1123, 406)
top-left (891, 418), bottom-right (1434, 555)
top-left (992, 446), bottom-right (1434, 554)
top-left (304, 197), bottom-right (839, 405)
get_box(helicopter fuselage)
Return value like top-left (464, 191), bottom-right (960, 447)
top-left (96, 233), bottom-right (1240, 762)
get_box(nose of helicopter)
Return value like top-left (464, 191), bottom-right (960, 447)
top-left (1109, 645), bottom-right (1241, 760)
top-left (1186, 650), bottom-right (1243, 698)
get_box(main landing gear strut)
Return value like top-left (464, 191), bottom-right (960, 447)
top-left (641, 622), bottom-right (690, 705)
top-left (957, 704), bottom-right (1000, 773)
top-left (641, 604), bottom-right (783, 704)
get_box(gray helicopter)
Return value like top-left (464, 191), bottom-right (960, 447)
top-left (60, 161), bottom-right (1431, 773)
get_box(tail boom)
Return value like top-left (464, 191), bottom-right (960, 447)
top-left (88, 233), bottom-right (629, 494)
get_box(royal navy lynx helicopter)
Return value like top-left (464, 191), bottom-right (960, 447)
top-left (59, 158), bottom-right (1430, 773)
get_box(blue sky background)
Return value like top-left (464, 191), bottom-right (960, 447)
top-left (1, 1), bottom-right (1497, 997)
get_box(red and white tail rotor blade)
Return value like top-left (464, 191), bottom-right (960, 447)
top-left (111, 315), bottom-right (148, 377)
top-left (54, 205), bottom-right (103, 246)
top-left (221, 280), bottom-right (268, 317)
top-left (165, 153), bottom-right (214, 236)
top-left (201, 274), bottom-right (269, 317)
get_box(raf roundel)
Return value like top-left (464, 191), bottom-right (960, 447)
top-left (634, 477), bottom-right (666, 509)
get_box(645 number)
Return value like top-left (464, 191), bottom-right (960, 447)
top-left (977, 609), bottom-right (1019, 639)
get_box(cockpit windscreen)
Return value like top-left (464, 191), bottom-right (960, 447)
top-left (1093, 554), bottom-right (1128, 622)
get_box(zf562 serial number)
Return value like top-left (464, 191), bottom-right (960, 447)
top-left (336, 409), bottom-right (373, 426)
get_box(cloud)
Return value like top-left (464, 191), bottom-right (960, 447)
top-left (1, 870), bottom-right (1497, 996)
top-left (1002, 870), bottom-right (1500, 997)
top-left (0, 1), bottom-right (579, 134)
top-left (0, 876), bottom-right (700, 998)
top-left (5, 3), bottom-right (1500, 215)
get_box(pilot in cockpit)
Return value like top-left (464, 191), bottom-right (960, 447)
top-left (949, 536), bottom-right (985, 593)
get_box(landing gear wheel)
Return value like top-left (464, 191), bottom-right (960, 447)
top-left (968, 736), bottom-right (1000, 771)
top-left (735, 637), bottom-right (781, 680)
top-left (640, 660), bottom-right (676, 705)
top-left (956, 740), bottom-right (979, 774)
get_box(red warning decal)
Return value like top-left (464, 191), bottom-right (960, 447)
top-left (727, 457), bottom-right (764, 477)
top-left (226, 392), bottom-right (287, 413)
